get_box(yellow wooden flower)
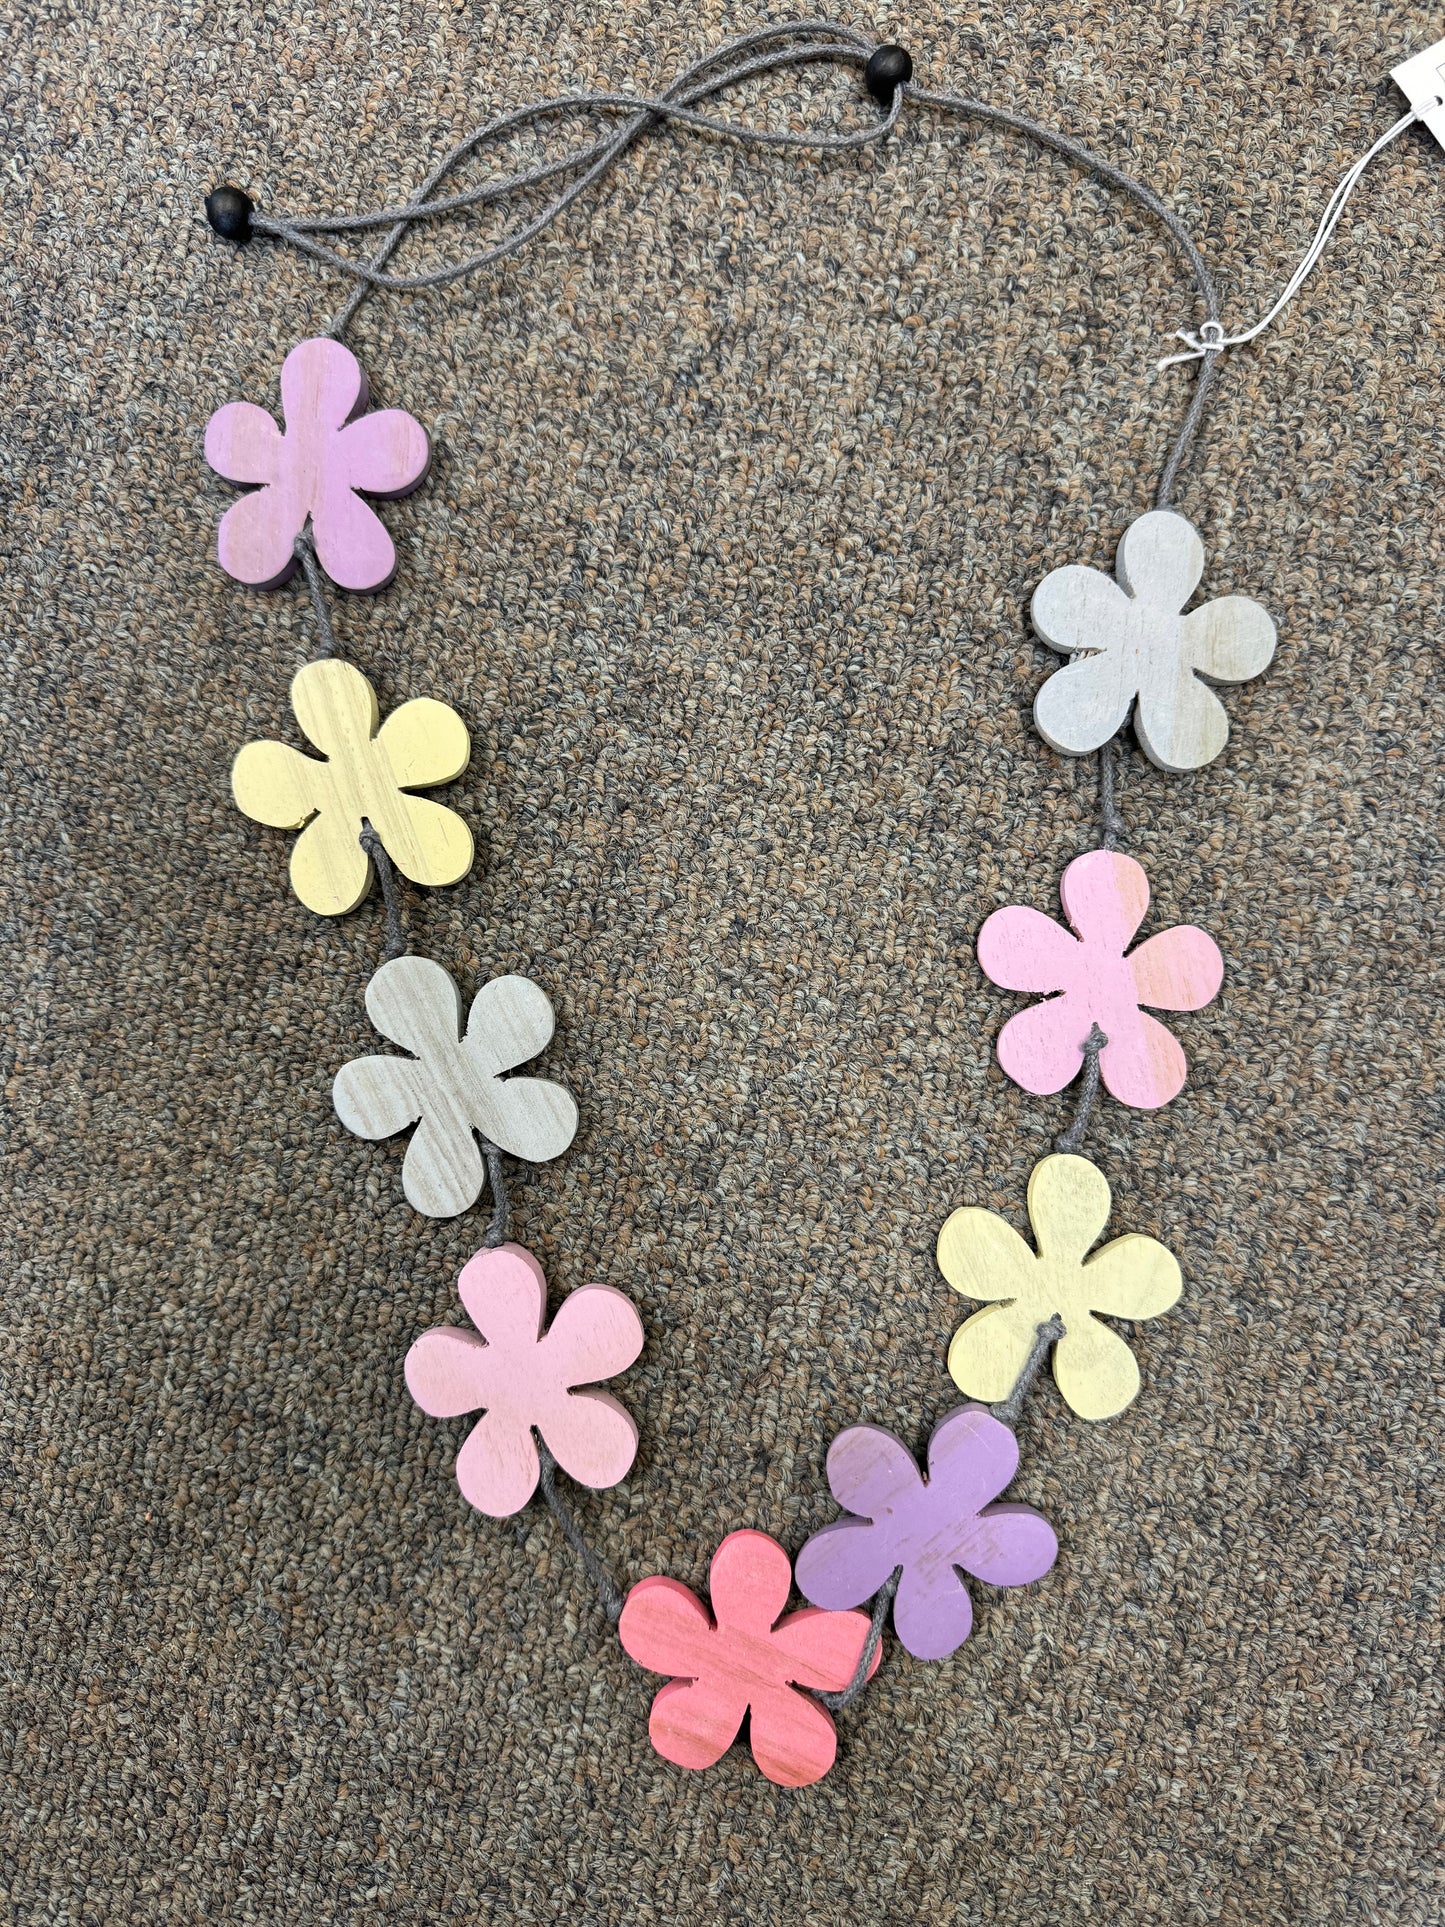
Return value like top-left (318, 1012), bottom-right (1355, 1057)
top-left (231, 659), bottom-right (472, 916)
top-left (937, 1154), bottom-right (1181, 1421)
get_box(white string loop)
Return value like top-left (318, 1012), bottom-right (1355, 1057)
top-left (1158, 99), bottom-right (1440, 370)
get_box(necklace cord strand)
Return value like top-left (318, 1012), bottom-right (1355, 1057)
top-left (535, 1435), bottom-right (628, 1625)
top-left (356, 826), bottom-right (409, 962)
top-left (991, 1315), bottom-right (1069, 1428)
top-left (293, 529), bottom-right (339, 656)
top-left (1098, 733), bottom-right (1126, 850)
top-left (479, 1142), bottom-right (510, 1249)
top-left (234, 22), bottom-right (1219, 493)
top-left (1055, 1022), bottom-right (1109, 1158)
top-left (815, 1568), bottom-right (901, 1712)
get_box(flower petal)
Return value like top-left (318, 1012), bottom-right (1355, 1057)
top-left (947, 1303), bottom-right (1037, 1403)
top-left (618, 1575), bottom-right (715, 1678)
top-left (280, 336), bottom-right (366, 434)
top-left (539, 1388), bottom-right (638, 1490)
top-left (823, 1424), bottom-right (922, 1519)
top-left (1059, 848), bottom-right (1150, 953)
top-left (977, 905), bottom-right (1080, 994)
top-left (205, 401), bottom-right (282, 486)
top-left (1034, 651), bottom-right (1136, 757)
top-left (404, 1324), bottom-right (494, 1419)
top-left (290, 808), bottom-right (370, 916)
top-left (747, 1683), bottom-right (839, 1787)
top-left (374, 793), bottom-right (475, 893)
top-left (401, 1112), bottom-right (485, 1218)
top-left (465, 974), bottom-right (556, 1073)
top-left (1128, 926), bottom-right (1224, 1013)
top-left (1133, 664), bottom-right (1229, 772)
top-left (1116, 510), bottom-right (1203, 610)
top-left (364, 954), bottom-right (462, 1057)
top-left (709, 1529), bottom-right (793, 1636)
top-left (456, 1243), bottom-right (547, 1350)
top-left (1027, 1153), bottom-right (1112, 1265)
top-left (311, 484), bottom-right (400, 593)
top-left (1052, 1311), bottom-right (1142, 1421)
top-left (454, 1408), bottom-right (539, 1515)
top-left (376, 697), bottom-right (471, 789)
top-left (996, 995), bottom-right (1094, 1096)
top-left (290, 659), bottom-right (379, 761)
top-left (215, 485), bottom-right (301, 589)
top-left (476, 1075), bottom-right (579, 1165)
top-left (1182, 595), bottom-right (1276, 684)
top-left (953, 1503), bottom-right (1058, 1588)
top-left (794, 1519), bottom-right (898, 1613)
top-left (1081, 1233), bottom-right (1182, 1322)
top-left (231, 740), bottom-right (321, 830)
top-left (926, 1404), bottom-right (1020, 1514)
top-left (1098, 1008), bottom-right (1189, 1110)
top-left (891, 1557), bottom-right (974, 1661)
top-left (541, 1283), bottom-right (645, 1388)
top-left (647, 1678), bottom-right (748, 1774)
top-left (770, 1605), bottom-right (879, 1692)
top-left (1031, 562), bottom-right (1131, 655)
top-left (332, 1054), bottom-right (422, 1141)
top-left (937, 1206), bottom-right (1037, 1306)
top-left (336, 408), bottom-right (431, 497)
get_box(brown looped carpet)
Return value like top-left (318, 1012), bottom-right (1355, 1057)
top-left (3, 5), bottom-right (1441, 1921)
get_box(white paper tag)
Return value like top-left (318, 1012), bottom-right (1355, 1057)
top-left (1392, 37), bottom-right (1445, 150)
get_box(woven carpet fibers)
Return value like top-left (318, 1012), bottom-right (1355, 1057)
top-left (3, 3), bottom-right (1442, 1920)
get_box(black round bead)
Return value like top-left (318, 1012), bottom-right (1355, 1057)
top-left (864, 44), bottom-right (913, 104)
top-left (204, 184), bottom-right (254, 243)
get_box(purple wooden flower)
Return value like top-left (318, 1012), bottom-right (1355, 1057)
top-left (795, 1405), bottom-right (1057, 1660)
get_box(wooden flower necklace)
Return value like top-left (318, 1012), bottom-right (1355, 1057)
top-left (201, 22), bottom-right (1442, 1787)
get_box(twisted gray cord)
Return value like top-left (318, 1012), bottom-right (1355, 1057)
top-left (255, 23), bottom-right (887, 334)
top-left (1098, 735), bottom-right (1126, 849)
top-left (242, 20), bottom-right (1220, 494)
top-left (535, 1436), bottom-right (627, 1625)
top-left (357, 825), bottom-right (408, 961)
top-left (479, 1141), bottom-right (511, 1250)
top-left (1155, 351), bottom-right (1221, 509)
top-left (904, 79), bottom-right (1221, 501)
top-left (815, 1567), bottom-right (900, 1712)
top-left (991, 1315), bottom-right (1068, 1426)
top-left (293, 530), bottom-right (338, 657)
top-left (1055, 1022), bottom-right (1109, 1156)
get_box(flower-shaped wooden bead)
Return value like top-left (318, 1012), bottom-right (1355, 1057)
top-left (977, 848), bottom-right (1223, 1110)
top-left (618, 1530), bottom-right (879, 1786)
top-left (938, 1154), bottom-right (1182, 1420)
top-left (332, 956), bottom-right (578, 1218)
top-left (406, 1242), bottom-right (644, 1517)
top-left (205, 337), bottom-right (430, 591)
top-left (231, 659), bottom-right (472, 916)
top-left (796, 1406), bottom-right (1056, 1660)
top-left (1032, 510), bottom-right (1276, 771)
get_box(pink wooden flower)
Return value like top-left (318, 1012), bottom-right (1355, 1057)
top-left (404, 1242), bottom-right (643, 1518)
top-left (977, 849), bottom-right (1224, 1109)
top-left (205, 337), bottom-right (429, 592)
top-left (618, 1529), bottom-right (879, 1786)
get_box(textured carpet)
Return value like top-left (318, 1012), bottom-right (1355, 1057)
top-left (4, 2), bottom-right (1442, 1921)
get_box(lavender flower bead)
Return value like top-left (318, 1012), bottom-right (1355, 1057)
top-left (795, 1405), bottom-right (1057, 1661)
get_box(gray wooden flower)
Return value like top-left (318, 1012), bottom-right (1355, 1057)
top-left (1031, 510), bottom-right (1276, 771)
top-left (332, 956), bottom-right (578, 1218)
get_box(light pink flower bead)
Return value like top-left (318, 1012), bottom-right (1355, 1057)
top-left (205, 337), bottom-right (429, 592)
top-left (405, 1243), bottom-right (643, 1518)
top-left (977, 849), bottom-right (1224, 1109)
